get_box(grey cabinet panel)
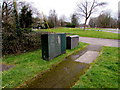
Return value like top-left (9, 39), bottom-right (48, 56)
top-left (41, 33), bottom-right (66, 61)
top-left (66, 35), bottom-right (79, 49)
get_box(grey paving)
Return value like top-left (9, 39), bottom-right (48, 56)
top-left (79, 37), bottom-right (119, 47)
top-left (75, 51), bottom-right (99, 64)
top-left (76, 36), bottom-right (119, 64)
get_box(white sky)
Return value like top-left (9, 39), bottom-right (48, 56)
top-left (1, 0), bottom-right (119, 23)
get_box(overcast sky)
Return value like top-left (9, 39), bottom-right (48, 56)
top-left (1, 0), bottom-right (119, 23)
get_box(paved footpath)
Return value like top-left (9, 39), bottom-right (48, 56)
top-left (18, 37), bottom-right (119, 88)
top-left (79, 37), bottom-right (120, 47)
top-left (75, 44), bottom-right (102, 64)
top-left (75, 51), bottom-right (99, 64)
top-left (75, 37), bottom-right (120, 64)
top-left (20, 45), bottom-right (102, 88)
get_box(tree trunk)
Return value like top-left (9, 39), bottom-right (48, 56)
top-left (83, 19), bottom-right (87, 30)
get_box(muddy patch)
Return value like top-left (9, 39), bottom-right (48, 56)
top-left (0, 63), bottom-right (14, 71)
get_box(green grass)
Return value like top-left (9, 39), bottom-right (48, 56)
top-left (2, 42), bottom-right (88, 88)
top-left (38, 27), bottom-right (119, 39)
top-left (72, 47), bottom-right (119, 88)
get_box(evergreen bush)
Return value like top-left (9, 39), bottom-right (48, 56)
top-left (65, 23), bottom-right (76, 28)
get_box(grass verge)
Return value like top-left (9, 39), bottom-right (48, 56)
top-left (38, 28), bottom-right (119, 39)
top-left (2, 42), bottom-right (88, 88)
top-left (72, 46), bottom-right (119, 88)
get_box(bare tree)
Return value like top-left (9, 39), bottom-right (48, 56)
top-left (71, 13), bottom-right (79, 27)
top-left (89, 12), bottom-right (118, 28)
top-left (0, 2), bottom-right (2, 30)
top-left (76, 0), bottom-right (106, 30)
top-left (18, 1), bottom-right (38, 16)
top-left (48, 10), bottom-right (58, 28)
top-left (2, 0), bottom-right (18, 30)
top-left (59, 15), bottom-right (67, 27)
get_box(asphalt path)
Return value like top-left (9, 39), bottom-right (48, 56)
top-left (79, 37), bottom-right (119, 47)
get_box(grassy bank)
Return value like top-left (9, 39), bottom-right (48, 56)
top-left (2, 42), bottom-right (88, 88)
top-left (72, 47), bottom-right (119, 88)
top-left (38, 28), bottom-right (119, 39)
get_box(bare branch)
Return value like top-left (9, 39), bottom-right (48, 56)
top-left (76, 4), bottom-right (86, 14)
top-left (76, 13), bottom-right (86, 17)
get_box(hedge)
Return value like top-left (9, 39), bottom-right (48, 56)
top-left (2, 27), bottom-right (53, 55)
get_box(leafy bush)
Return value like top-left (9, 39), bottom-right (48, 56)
top-left (65, 23), bottom-right (76, 28)
top-left (2, 28), bottom-right (42, 55)
top-left (48, 22), bottom-right (54, 28)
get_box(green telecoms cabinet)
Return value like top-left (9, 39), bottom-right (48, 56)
top-left (58, 33), bottom-right (66, 54)
top-left (41, 33), bottom-right (66, 60)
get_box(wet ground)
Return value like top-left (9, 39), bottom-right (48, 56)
top-left (21, 60), bottom-right (89, 88)
top-left (19, 45), bottom-right (102, 88)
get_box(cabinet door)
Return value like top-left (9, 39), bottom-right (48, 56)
top-left (48, 34), bottom-right (56, 60)
top-left (55, 34), bottom-right (61, 56)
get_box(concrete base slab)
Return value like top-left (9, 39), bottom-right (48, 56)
top-left (75, 51), bottom-right (99, 64)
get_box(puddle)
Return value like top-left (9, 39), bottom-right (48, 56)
top-left (19, 45), bottom-right (102, 88)
top-left (0, 63), bottom-right (14, 71)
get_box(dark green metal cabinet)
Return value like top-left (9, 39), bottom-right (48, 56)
top-left (58, 33), bottom-right (66, 54)
top-left (41, 33), bottom-right (66, 60)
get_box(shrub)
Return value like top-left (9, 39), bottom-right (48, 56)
top-left (2, 28), bottom-right (42, 55)
top-left (65, 23), bottom-right (76, 28)
top-left (48, 22), bottom-right (54, 28)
